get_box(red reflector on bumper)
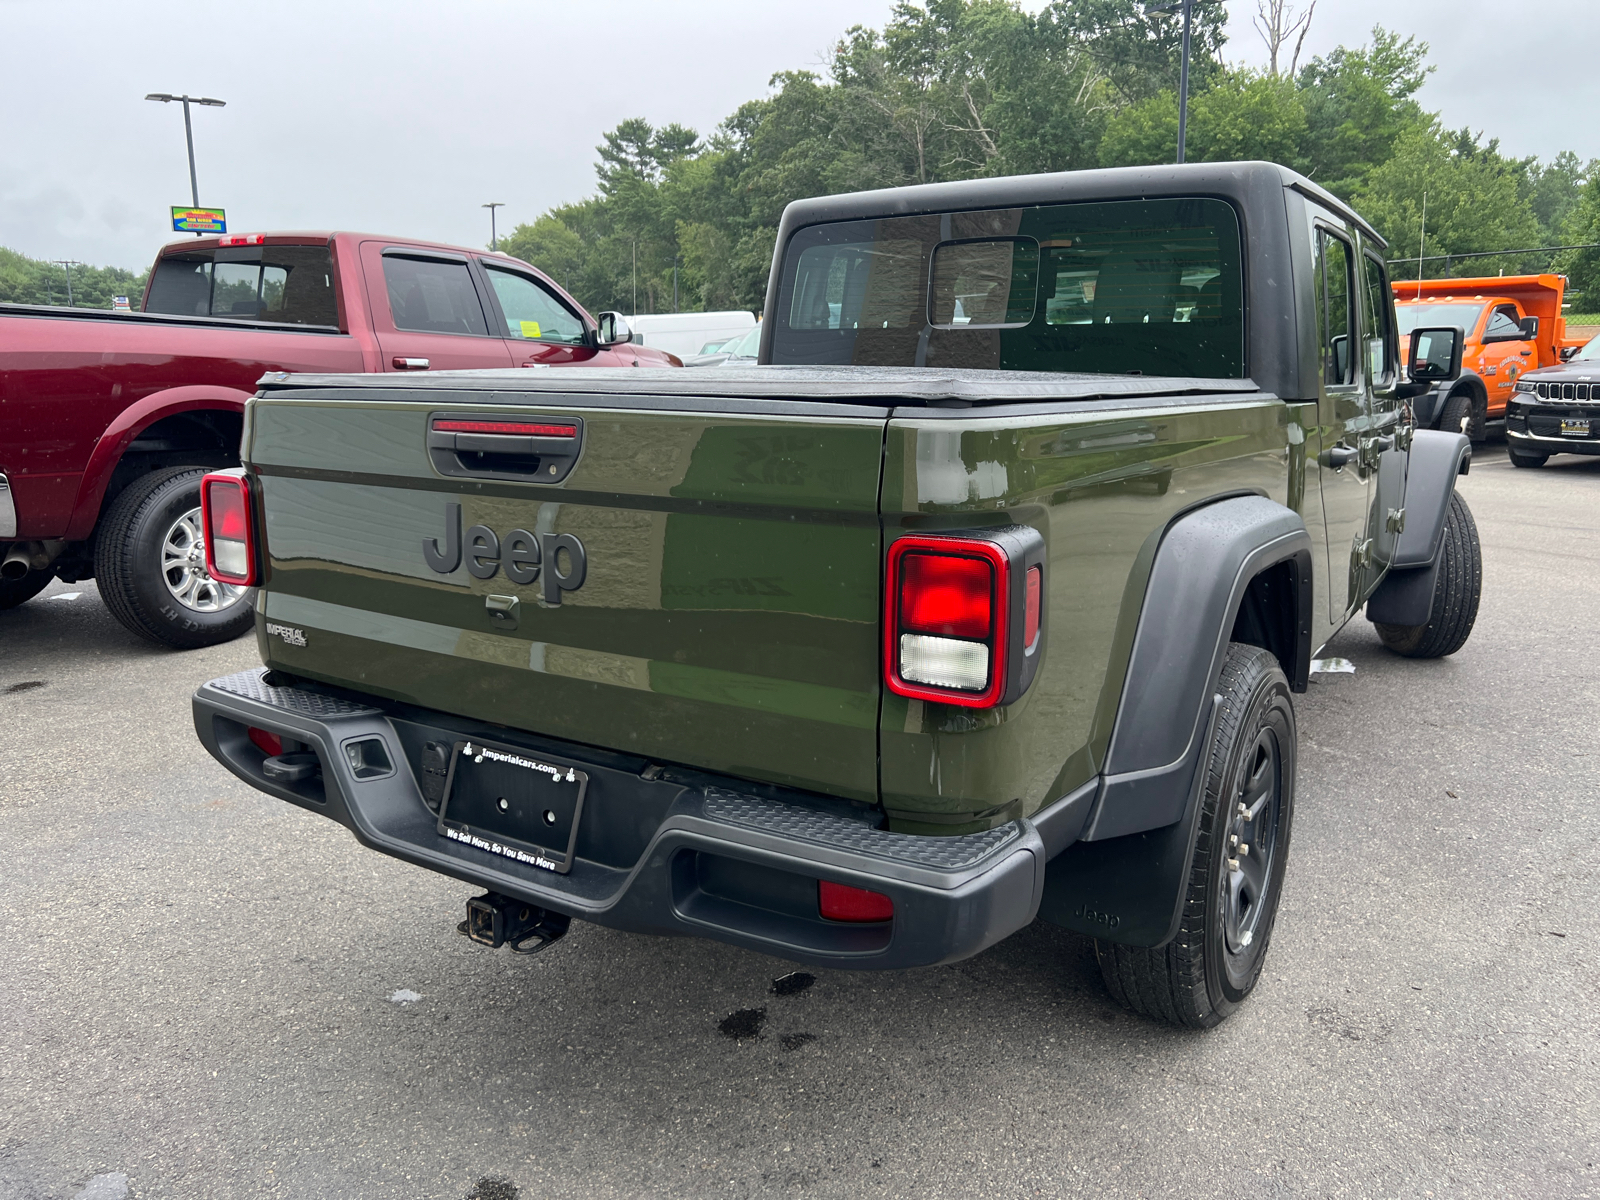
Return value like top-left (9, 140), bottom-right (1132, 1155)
top-left (819, 880), bottom-right (894, 922)
top-left (247, 727), bottom-right (283, 756)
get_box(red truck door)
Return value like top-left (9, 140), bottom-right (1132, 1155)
top-left (361, 244), bottom-right (513, 373)
top-left (1480, 303), bottom-right (1535, 416)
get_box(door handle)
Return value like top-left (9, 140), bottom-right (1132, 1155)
top-left (1321, 445), bottom-right (1359, 469)
top-left (1519, 349), bottom-right (1532, 356)
top-left (393, 357), bottom-right (430, 370)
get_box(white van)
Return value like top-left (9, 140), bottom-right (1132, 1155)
top-left (626, 311), bottom-right (755, 359)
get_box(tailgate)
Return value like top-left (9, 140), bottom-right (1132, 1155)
top-left (246, 387), bottom-right (886, 802)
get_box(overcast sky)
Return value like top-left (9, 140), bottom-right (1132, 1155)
top-left (3, 0), bottom-right (1597, 271)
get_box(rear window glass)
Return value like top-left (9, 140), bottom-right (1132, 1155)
top-left (145, 244), bottom-right (337, 326)
top-left (382, 255), bottom-right (490, 336)
top-left (772, 198), bottom-right (1244, 377)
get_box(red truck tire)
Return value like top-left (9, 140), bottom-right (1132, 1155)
top-left (93, 467), bottom-right (254, 649)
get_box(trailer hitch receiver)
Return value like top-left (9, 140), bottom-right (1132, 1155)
top-left (460, 892), bottom-right (571, 955)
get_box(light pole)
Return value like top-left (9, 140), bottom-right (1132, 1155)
top-left (52, 260), bottom-right (82, 307)
top-left (1146, 0), bottom-right (1199, 164)
top-left (483, 202), bottom-right (505, 252)
top-left (146, 93), bottom-right (226, 234)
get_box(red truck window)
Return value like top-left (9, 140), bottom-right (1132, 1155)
top-left (145, 244), bottom-right (337, 326)
top-left (482, 266), bottom-right (587, 345)
top-left (382, 256), bottom-right (490, 337)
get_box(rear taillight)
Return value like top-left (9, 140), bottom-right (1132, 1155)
top-left (430, 418), bottom-right (577, 438)
top-left (218, 234), bottom-right (265, 247)
top-left (885, 529), bottom-right (1046, 708)
top-left (201, 470), bottom-right (258, 586)
top-left (819, 880), bottom-right (894, 922)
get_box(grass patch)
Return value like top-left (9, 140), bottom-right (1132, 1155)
top-left (1564, 313), bottom-right (1600, 325)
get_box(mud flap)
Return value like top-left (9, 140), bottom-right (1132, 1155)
top-left (1036, 694), bottom-right (1222, 947)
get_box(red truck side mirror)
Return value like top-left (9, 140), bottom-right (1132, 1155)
top-left (594, 312), bottom-right (633, 348)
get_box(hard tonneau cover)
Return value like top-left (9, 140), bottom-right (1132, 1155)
top-left (258, 365), bottom-right (1264, 409)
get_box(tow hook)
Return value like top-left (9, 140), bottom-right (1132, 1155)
top-left (262, 751), bottom-right (320, 784)
top-left (458, 892), bottom-right (571, 955)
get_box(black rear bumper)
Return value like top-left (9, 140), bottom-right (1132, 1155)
top-left (193, 670), bottom-right (1087, 970)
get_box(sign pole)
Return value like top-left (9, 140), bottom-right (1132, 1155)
top-left (183, 98), bottom-right (201, 235)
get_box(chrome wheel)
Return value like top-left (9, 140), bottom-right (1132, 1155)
top-left (160, 507), bottom-right (246, 613)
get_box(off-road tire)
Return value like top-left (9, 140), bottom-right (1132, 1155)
top-left (1508, 447), bottom-right (1548, 468)
top-left (93, 467), bottom-right (254, 649)
top-left (1438, 390), bottom-right (1475, 439)
top-left (1095, 643), bottom-right (1296, 1029)
top-left (0, 569), bottom-right (53, 610)
top-left (1374, 491), bottom-right (1481, 659)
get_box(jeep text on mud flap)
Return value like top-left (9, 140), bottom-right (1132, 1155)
top-left (193, 163), bottom-right (1482, 1027)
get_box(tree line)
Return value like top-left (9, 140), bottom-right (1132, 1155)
top-left (498, 0), bottom-right (1600, 316)
top-left (0, 247), bottom-right (147, 309)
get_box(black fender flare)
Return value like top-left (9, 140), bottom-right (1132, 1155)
top-left (1036, 494), bottom-right (1312, 948)
top-left (1365, 429), bottom-right (1471, 627)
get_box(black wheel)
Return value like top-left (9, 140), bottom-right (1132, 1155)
top-left (1508, 447), bottom-right (1548, 468)
top-left (1438, 391), bottom-right (1473, 439)
top-left (1375, 491), bottom-right (1481, 659)
top-left (0, 568), bottom-right (53, 610)
top-left (93, 467), bottom-right (254, 649)
top-left (1095, 643), bottom-right (1296, 1029)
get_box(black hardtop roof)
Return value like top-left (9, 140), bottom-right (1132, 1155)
top-left (776, 160), bottom-right (1383, 249)
top-left (256, 365), bottom-right (1262, 408)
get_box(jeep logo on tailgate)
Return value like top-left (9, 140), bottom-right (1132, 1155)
top-left (424, 502), bottom-right (587, 605)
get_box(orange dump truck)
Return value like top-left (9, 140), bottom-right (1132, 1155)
top-left (1392, 274), bottom-right (1587, 440)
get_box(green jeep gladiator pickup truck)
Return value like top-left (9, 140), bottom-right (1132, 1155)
top-left (192, 163), bottom-right (1481, 1027)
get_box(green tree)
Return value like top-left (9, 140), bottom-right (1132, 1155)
top-left (1356, 124), bottom-right (1543, 279)
top-left (1295, 27), bottom-right (1432, 198)
top-left (1524, 150), bottom-right (1596, 244)
top-left (1554, 173), bottom-right (1600, 301)
top-left (0, 248), bottom-right (147, 308)
top-left (487, 2), bottom-right (1587, 319)
top-left (1099, 69), bottom-right (1306, 169)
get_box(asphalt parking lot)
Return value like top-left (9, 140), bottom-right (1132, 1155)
top-left (2, 443), bottom-right (1597, 1200)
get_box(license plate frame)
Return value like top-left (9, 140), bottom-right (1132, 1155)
top-left (435, 738), bottom-right (587, 874)
top-left (1561, 417), bottom-right (1591, 437)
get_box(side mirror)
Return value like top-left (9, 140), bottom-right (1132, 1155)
top-left (1331, 334), bottom-right (1350, 383)
top-left (1561, 345), bottom-right (1578, 362)
top-left (595, 311), bottom-right (632, 348)
top-left (1409, 326), bottom-right (1464, 383)
top-left (1519, 315), bottom-right (1539, 339)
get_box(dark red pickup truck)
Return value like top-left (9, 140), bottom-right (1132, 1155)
top-left (0, 231), bottom-right (673, 646)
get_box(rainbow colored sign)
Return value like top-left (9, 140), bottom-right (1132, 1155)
top-left (171, 207), bottom-right (227, 234)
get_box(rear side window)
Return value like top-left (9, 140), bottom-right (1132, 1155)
top-left (1360, 253), bottom-right (1393, 384)
top-left (145, 244), bottom-right (337, 326)
top-left (772, 198), bottom-right (1244, 377)
top-left (382, 256), bottom-right (490, 336)
top-left (483, 266), bottom-right (586, 344)
top-left (1313, 230), bottom-right (1354, 386)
